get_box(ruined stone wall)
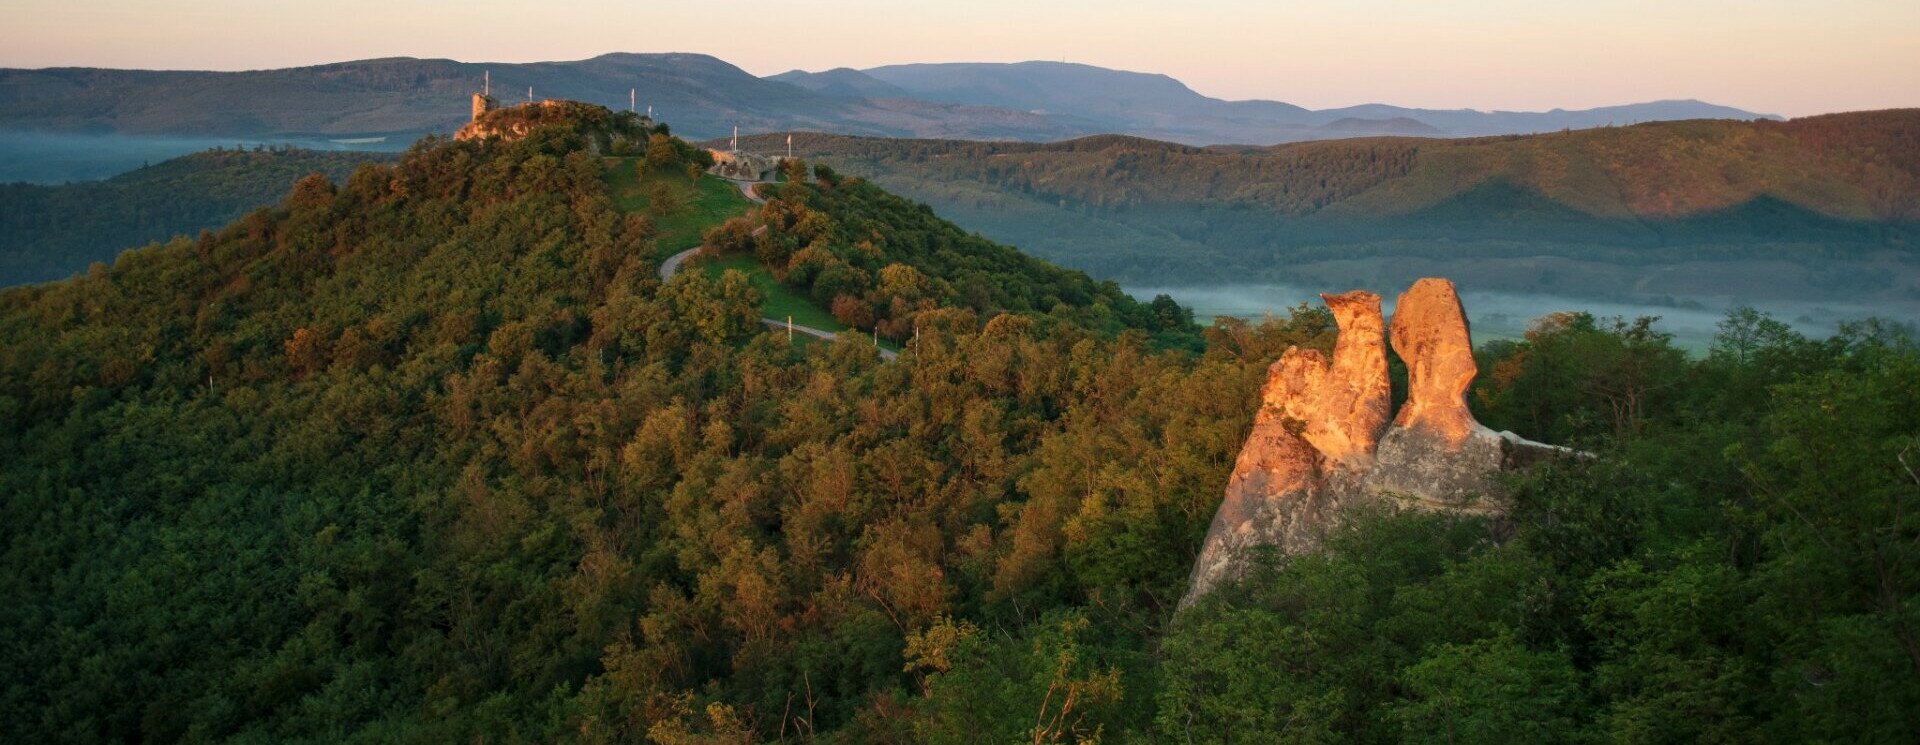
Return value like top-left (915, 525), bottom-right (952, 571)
top-left (707, 149), bottom-right (781, 181)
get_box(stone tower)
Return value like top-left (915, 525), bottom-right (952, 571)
top-left (471, 70), bottom-right (494, 122)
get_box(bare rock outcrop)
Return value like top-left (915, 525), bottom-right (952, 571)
top-left (1184, 291), bottom-right (1390, 604)
top-left (1181, 279), bottom-right (1569, 609)
top-left (1302, 291), bottom-right (1392, 468)
top-left (1364, 278), bottom-right (1513, 508)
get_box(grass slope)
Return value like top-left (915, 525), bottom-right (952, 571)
top-left (698, 254), bottom-right (844, 331)
top-left (600, 157), bottom-right (752, 261)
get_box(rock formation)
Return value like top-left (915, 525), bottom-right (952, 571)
top-left (1181, 278), bottom-right (1567, 609)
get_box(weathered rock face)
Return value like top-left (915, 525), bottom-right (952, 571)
top-left (1181, 278), bottom-right (1568, 609)
top-left (1306, 291), bottom-right (1392, 469)
top-left (1388, 278), bottom-right (1481, 446)
top-left (1365, 278), bottom-right (1512, 508)
top-left (1184, 291), bottom-right (1390, 605)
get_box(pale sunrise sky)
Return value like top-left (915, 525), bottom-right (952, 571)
top-left (3, 0), bottom-right (1916, 117)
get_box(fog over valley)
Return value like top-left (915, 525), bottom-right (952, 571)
top-left (1127, 282), bottom-right (1920, 351)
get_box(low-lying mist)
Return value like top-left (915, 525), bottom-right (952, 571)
top-left (1129, 283), bottom-right (1920, 351)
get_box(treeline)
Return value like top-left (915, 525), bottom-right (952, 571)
top-left (776, 110), bottom-right (1920, 221)
top-left (0, 147), bottom-right (391, 286)
top-left (767, 132), bottom-right (1418, 215)
top-left (2, 107), bottom-right (1916, 742)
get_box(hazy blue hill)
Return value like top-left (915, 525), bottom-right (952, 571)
top-left (862, 61), bottom-right (1236, 122)
top-left (1313, 117), bottom-right (1447, 137)
top-left (0, 53), bottom-right (1081, 142)
top-left (768, 67), bottom-right (911, 99)
top-left (1321, 98), bottom-right (1773, 136)
top-left (3, 54), bottom-right (1772, 151)
top-left (843, 61), bottom-right (1772, 144)
top-left (0, 54), bottom-right (850, 139)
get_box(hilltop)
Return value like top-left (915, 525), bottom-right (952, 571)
top-left (747, 110), bottom-right (1920, 304)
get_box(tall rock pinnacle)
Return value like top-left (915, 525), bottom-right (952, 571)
top-left (1180, 279), bottom-right (1569, 610)
top-left (1387, 278), bottom-right (1482, 446)
top-left (1305, 291), bottom-right (1391, 468)
top-left (1181, 291), bottom-right (1388, 606)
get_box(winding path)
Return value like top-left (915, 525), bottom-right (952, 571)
top-left (659, 178), bottom-right (898, 361)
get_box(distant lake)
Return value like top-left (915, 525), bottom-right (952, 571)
top-left (1127, 283), bottom-right (1920, 351)
top-left (0, 131), bottom-right (418, 183)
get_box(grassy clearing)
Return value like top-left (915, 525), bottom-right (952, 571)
top-left (601, 157), bottom-right (750, 260)
top-left (696, 255), bottom-right (904, 352)
top-left (604, 159), bottom-right (896, 352)
top-left (699, 254), bottom-right (846, 332)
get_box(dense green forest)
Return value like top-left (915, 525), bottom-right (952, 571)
top-left (2, 105), bottom-right (1916, 742)
top-left (0, 147), bottom-right (392, 286)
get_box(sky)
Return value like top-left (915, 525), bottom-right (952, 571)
top-left (3, 0), bottom-right (1916, 117)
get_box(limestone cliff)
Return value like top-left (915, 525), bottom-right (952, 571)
top-left (1181, 278), bottom-right (1567, 609)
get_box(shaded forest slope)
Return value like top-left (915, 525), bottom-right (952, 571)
top-left (0, 147), bottom-right (391, 286)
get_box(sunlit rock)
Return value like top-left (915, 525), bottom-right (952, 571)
top-left (1180, 278), bottom-right (1574, 610)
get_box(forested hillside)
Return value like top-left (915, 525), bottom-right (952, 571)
top-left (0, 147), bottom-right (391, 286)
top-left (3, 104), bottom-right (1916, 742)
top-left (753, 111), bottom-right (1920, 301)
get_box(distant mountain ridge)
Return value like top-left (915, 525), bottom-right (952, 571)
top-left (0, 53), bottom-right (1082, 142)
top-left (2, 54), bottom-right (1772, 147)
top-left (783, 61), bottom-right (1775, 144)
